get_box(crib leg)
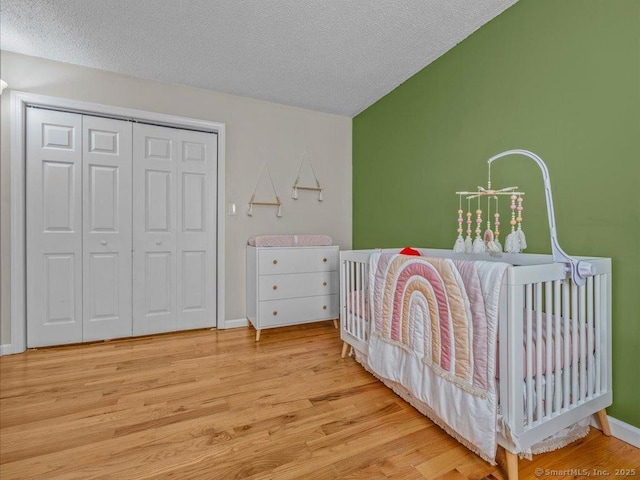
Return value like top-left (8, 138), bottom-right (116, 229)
top-left (255, 329), bottom-right (261, 342)
top-left (333, 318), bottom-right (339, 329)
top-left (341, 342), bottom-right (349, 358)
top-left (596, 409), bottom-right (612, 436)
top-left (505, 449), bottom-right (519, 480)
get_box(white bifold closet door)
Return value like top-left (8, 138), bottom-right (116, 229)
top-left (82, 116), bottom-right (133, 342)
top-left (26, 109), bottom-right (217, 348)
top-left (27, 109), bottom-right (133, 347)
top-left (132, 123), bottom-right (217, 336)
top-left (27, 109), bottom-right (84, 347)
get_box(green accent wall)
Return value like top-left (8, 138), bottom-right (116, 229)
top-left (353, 0), bottom-right (640, 427)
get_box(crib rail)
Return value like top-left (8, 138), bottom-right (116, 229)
top-left (339, 249), bottom-right (612, 452)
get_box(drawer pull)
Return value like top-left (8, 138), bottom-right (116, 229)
top-left (323, 305), bottom-right (327, 310)
top-left (272, 311), bottom-right (278, 316)
top-left (322, 258), bottom-right (327, 263)
top-left (272, 285), bottom-right (278, 290)
top-left (272, 259), bottom-right (278, 265)
top-left (322, 281), bottom-right (327, 286)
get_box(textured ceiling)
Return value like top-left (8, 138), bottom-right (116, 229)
top-left (1, 0), bottom-right (517, 117)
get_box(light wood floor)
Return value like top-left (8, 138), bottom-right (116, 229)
top-left (1, 323), bottom-right (638, 479)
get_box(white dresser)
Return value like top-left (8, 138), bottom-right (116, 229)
top-left (246, 245), bottom-right (339, 340)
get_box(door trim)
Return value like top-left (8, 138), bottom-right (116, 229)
top-left (9, 91), bottom-right (226, 354)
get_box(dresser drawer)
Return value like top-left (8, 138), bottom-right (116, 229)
top-left (258, 247), bottom-right (338, 275)
top-left (259, 271), bottom-right (338, 301)
top-left (258, 294), bottom-right (338, 327)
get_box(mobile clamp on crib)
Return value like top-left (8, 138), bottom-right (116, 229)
top-left (456, 149), bottom-right (595, 286)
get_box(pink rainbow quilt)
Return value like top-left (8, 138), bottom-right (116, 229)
top-left (366, 253), bottom-right (509, 462)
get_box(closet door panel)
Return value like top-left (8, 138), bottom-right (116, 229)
top-left (145, 252), bottom-right (173, 314)
top-left (82, 116), bottom-right (132, 341)
top-left (88, 253), bottom-right (119, 319)
top-left (181, 251), bottom-right (206, 312)
top-left (27, 109), bottom-right (83, 347)
top-left (44, 254), bottom-right (77, 323)
top-left (42, 161), bottom-right (76, 231)
top-left (146, 170), bottom-right (171, 232)
top-left (133, 124), bottom-right (177, 335)
top-left (176, 131), bottom-right (217, 330)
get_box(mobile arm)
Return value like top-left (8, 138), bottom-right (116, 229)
top-left (487, 149), bottom-right (595, 286)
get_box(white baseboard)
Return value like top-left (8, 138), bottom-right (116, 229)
top-left (592, 414), bottom-right (640, 449)
top-left (3, 319), bottom-right (251, 348)
top-left (220, 318), bottom-right (249, 329)
top-left (608, 416), bottom-right (640, 448)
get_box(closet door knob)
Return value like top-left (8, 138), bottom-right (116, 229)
top-left (272, 285), bottom-right (278, 290)
top-left (272, 259), bottom-right (278, 265)
top-left (322, 258), bottom-right (327, 263)
top-left (322, 281), bottom-right (327, 286)
top-left (322, 305), bottom-right (327, 310)
top-left (272, 311), bottom-right (278, 316)
top-left (155, 240), bottom-right (162, 245)
top-left (100, 240), bottom-right (107, 246)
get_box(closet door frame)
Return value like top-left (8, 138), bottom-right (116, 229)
top-left (8, 91), bottom-right (227, 355)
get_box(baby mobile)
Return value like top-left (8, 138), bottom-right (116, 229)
top-left (453, 167), bottom-right (527, 254)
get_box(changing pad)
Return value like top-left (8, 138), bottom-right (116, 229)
top-left (248, 234), bottom-right (332, 247)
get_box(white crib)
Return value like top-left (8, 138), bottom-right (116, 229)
top-left (339, 248), bottom-right (612, 480)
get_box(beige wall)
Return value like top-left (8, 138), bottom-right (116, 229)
top-left (0, 51), bottom-right (352, 345)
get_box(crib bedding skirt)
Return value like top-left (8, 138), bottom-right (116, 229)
top-left (354, 349), bottom-right (591, 459)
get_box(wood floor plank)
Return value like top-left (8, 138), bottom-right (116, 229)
top-left (1, 323), bottom-right (637, 479)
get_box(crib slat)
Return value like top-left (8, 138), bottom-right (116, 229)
top-left (553, 280), bottom-right (562, 414)
top-left (345, 260), bottom-right (349, 337)
top-left (545, 281), bottom-right (553, 418)
top-left (355, 262), bottom-right (360, 340)
top-left (354, 261), bottom-right (358, 339)
top-left (364, 262), bottom-right (369, 342)
top-left (356, 262), bottom-right (361, 339)
top-left (595, 275), bottom-right (601, 394)
top-left (526, 284), bottom-right (533, 425)
top-left (536, 282), bottom-right (543, 422)
top-left (587, 277), bottom-right (594, 398)
top-left (356, 262), bottom-right (359, 340)
top-left (507, 281), bottom-right (525, 434)
top-left (358, 262), bottom-right (362, 338)
top-left (604, 273), bottom-right (612, 392)
top-left (347, 261), bottom-right (353, 338)
top-left (571, 282), bottom-right (579, 408)
top-left (563, 281), bottom-right (570, 410)
top-left (343, 260), bottom-right (348, 335)
top-left (358, 263), bottom-right (367, 339)
top-left (340, 259), bottom-right (345, 336)
top-left (579, 284), bottom-right (587, 402)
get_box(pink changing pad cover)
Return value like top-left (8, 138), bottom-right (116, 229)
top-left (248, 234), bottom-right (333, 247)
